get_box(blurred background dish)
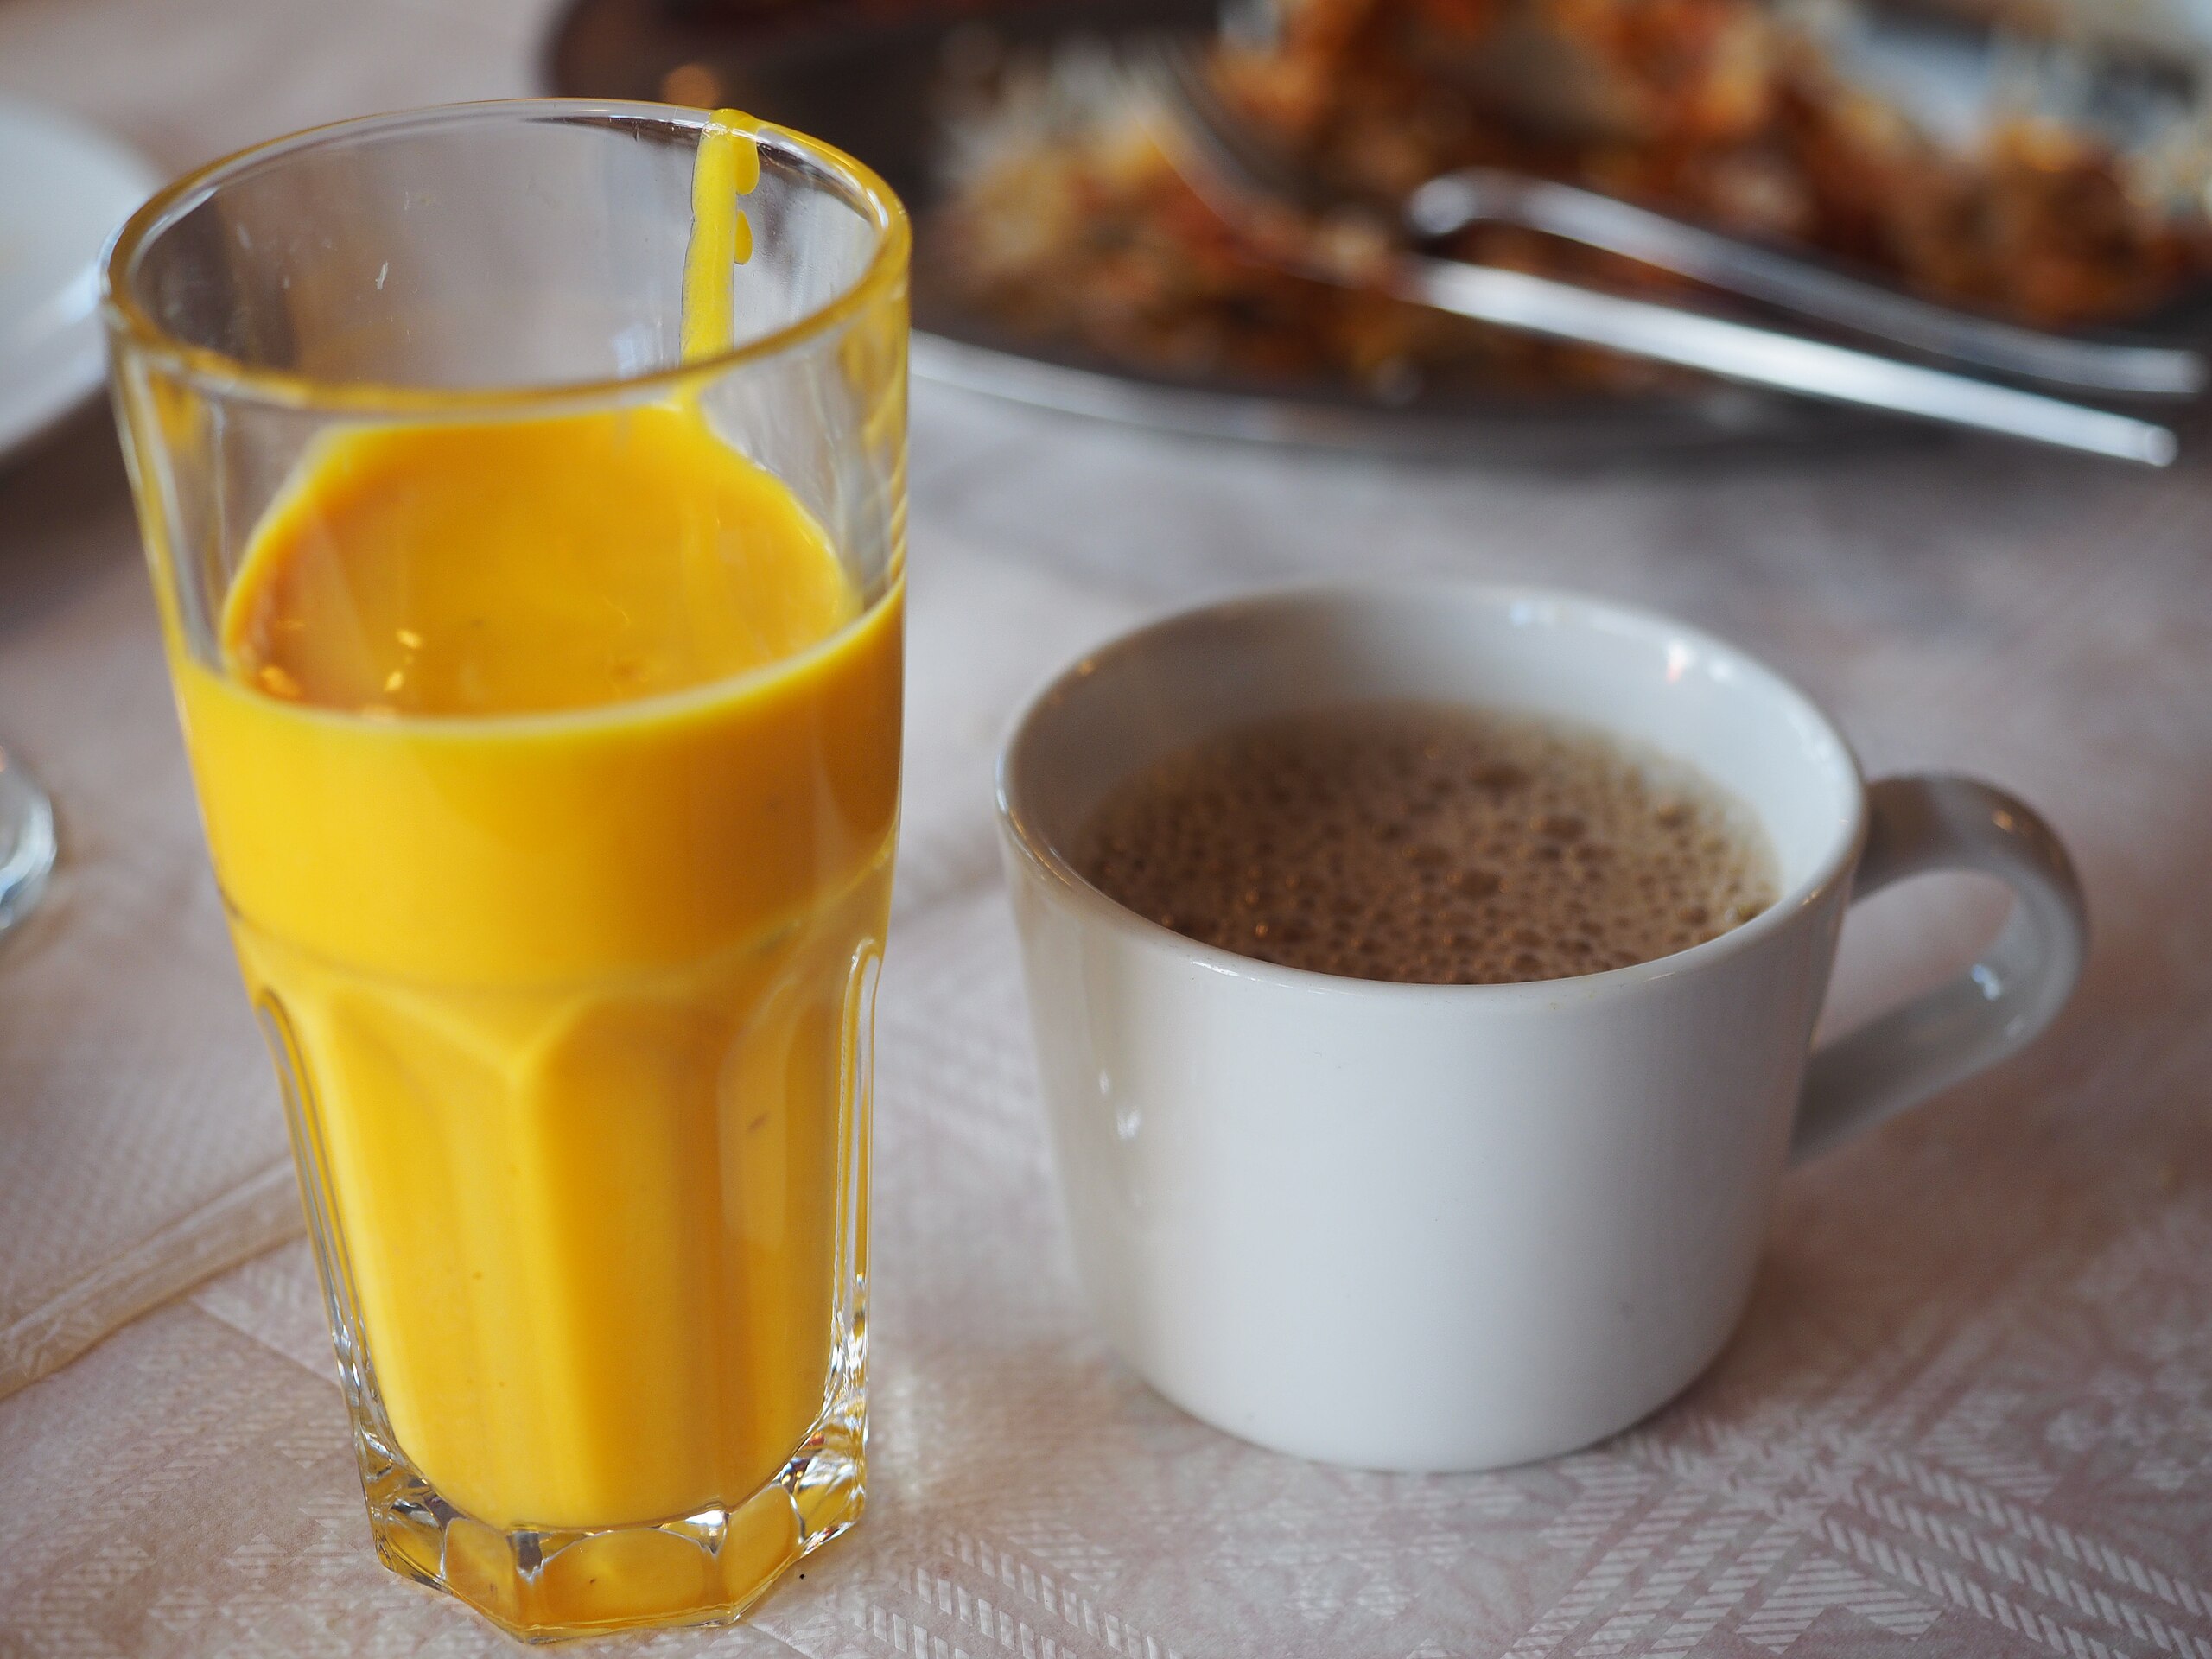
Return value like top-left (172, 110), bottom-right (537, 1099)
top-left (549, 0), bottom-right (2212, 454)
top-left (0, 99), bottom-right (158, 462)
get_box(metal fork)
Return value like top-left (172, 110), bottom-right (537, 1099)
top-left (1124, 41), bottom-right (2183, 464)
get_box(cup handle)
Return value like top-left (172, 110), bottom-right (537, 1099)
top-left (1791, 774), bottom-right (2089, 1164)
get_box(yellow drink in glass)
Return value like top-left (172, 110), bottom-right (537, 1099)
top-left (105, 103), bottom-right (907, 1639)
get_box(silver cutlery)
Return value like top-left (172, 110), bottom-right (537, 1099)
top-left (1404, 169), bottom-right (2207, 398)
top-left (1125, 41), bottom-right (2184, 465)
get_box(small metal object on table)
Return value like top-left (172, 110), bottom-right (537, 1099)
top-left (0, 744), bottom-right (54, 937)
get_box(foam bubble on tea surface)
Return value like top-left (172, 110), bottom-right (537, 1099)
top-left (1077, 702), bottom-right (1777, 986)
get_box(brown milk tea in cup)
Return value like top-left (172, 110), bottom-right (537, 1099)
top-left (1075, 702), bottom-right (1778, 986)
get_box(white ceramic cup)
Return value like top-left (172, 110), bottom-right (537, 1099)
top-left (995, 582), bottom-right (2088, 1472)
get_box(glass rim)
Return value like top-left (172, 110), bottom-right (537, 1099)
top-left (99, 98), bottom-right (912, 416)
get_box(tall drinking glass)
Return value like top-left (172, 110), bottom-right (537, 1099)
top-left (102, 101), bottom-right (906, 1640)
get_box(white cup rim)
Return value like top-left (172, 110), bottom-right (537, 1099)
top-left (995, 579), bottom-right (1870, 1003)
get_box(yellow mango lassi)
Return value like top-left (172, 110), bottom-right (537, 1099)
top-left (114, 100), bottom-right (909, 1637)
top-left (172, 395), bottom-right (899, 1592)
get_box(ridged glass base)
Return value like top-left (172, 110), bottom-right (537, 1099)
top-left (358, 1389), bottom-right (864, 1643)
top-left (256, 920), bottom-right (883, 1643)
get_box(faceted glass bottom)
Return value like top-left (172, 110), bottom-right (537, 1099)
top-left (355, 1377), bottom-right (864, 1642)
top-left (255, 928), bottom-right (883, 1642)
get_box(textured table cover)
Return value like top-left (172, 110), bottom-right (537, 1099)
top-left (3, 3), bottom-right (2210, 1652)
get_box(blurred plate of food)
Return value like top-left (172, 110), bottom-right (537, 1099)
top-left (0, 99), bottom-right (159, 464)
top-left (548, 0), bottom-right (2212, 455)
